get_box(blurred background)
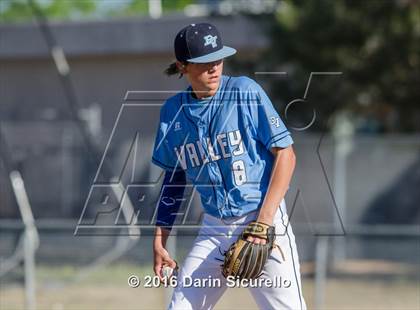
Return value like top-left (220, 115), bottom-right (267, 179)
top-left (1, 0), bottom-right (419, 309)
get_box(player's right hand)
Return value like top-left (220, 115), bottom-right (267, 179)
top-left (153, 246), bottom-right (177, 283)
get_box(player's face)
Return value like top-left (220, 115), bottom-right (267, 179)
top-left (184, 59), bottom-right (224, 98)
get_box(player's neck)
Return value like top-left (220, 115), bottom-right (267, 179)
top-left (192, 91), bottom-right (213, 100)
top-left (191, 82), bottom-right (221, 99)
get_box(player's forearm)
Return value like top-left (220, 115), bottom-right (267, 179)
top-left (153, 226), bottom-right (171, 249)
top-left (257, 146), bottom-right (296, 225)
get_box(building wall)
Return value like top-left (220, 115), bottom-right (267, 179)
top-left (0, 16), bottom-right (268, 218)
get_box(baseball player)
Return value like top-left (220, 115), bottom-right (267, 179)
top-left (152, 23), bottom-right (306, 310)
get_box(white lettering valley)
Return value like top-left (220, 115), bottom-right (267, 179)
top-left (174, 129), bottom-right (245, 169)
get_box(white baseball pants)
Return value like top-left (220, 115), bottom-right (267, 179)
top-left (168, 200), bottom-right (307, 310)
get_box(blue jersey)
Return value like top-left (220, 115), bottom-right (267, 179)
top-left (152, 75), bottom-right (293, 219)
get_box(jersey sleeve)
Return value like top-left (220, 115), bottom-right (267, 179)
top-left (151, 104), bottom-right (182, 171)
top-left (247, 81), bottom-right (293, 150)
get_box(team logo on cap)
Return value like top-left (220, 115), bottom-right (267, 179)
top-left (204, 35), bottom-right (218, 48)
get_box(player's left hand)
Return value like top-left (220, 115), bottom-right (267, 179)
top-left (248, 215), bottom-right (273, 244)
top-left (246, 235), bottom-right (267, 245)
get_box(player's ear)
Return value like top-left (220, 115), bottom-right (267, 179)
top-left (176, 61), bottom-right (187, 74)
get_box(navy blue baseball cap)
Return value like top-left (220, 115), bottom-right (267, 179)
top-left (174, 23), bottom-right (237, 63)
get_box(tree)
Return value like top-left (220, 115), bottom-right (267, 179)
top-left (232, 0), bottom-right (420, 133)
top-left (0, 0), bottom-right (96, 22)
top-left (0, 0), bottom-right (194, 22)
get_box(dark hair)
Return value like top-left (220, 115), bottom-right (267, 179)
top-left (164, 61), bottom-right (187, 78)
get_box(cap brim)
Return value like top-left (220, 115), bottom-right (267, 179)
top-left (187, 46), bottom-right (237, 63)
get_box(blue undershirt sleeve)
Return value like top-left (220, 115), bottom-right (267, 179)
top-left (155, 169), bottom-right (186, 231)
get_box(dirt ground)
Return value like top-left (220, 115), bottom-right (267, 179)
top-left (1, 264), bottom-right (418, 310)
